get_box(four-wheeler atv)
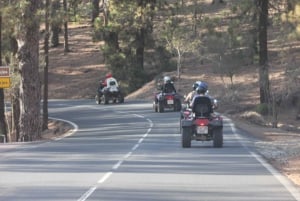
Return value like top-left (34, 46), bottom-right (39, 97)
top-left (153, 92), bottom-right (182, 113)
top-left (180, 96), bottom-right (223, 148)
top-left (95, 77), bottom-right (124, 104)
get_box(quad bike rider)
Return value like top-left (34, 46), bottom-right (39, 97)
top-left (184, 81), bottom-right (202, 106)
top-left (153, 76), bottom-right (182, 113)
top-left (180, 81), bottom-right (223, 148)
top-left (184, 81), bottom-right (218, 109)
top-left (95, 73), bottom-right (124, 104)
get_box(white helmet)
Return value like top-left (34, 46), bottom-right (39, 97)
top-left (163, 76), bottom-right (171, 84)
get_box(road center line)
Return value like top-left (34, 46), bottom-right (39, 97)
top-left (97, 172), bottom-right (113, 184)
top-left (112, 161), bottom-right (123, 170)
top-left (78, 186), bottom-right (97, 201)
top-left (77, 116), bottom-right (153, 201)
top-left (132, 144), bottom-right (139, 151)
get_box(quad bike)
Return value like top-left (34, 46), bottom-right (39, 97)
top-left (153, 92), bottom-right (182, 113)
top-left (180, 96), bottom-right (223, 148)
top-left (95, 77), bottom-right (124, 104)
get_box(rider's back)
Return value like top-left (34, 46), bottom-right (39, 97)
top-left (192, 95), bottom-right (213, 118)
top-left (162, 82), bottom-right (176, 93)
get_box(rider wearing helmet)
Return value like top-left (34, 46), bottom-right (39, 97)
top-left (184, 81), bottom-right (202, 104)
top-left (102, 73), bottom-right (113, 87)
top-left (189, 81), bottom-right (209, 108)
top-left (161, 76), bottom-right (176, 93)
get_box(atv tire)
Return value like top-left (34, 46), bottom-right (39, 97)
top-left (174, 100), bottom-right (182, 111)
top-left (103, 94), bottom-right (109, 104)
top-left (119, 97), bottom-right (124, 103)
top-left (182, 127), bottom-right (191, 148)
top-left (153, 102), bottom-right (158, 112)
top-left (118, 93), bottom-right (124, 103)
top-left (158, 101), bottom-right (164, 113)
top-left (95, 95), bottom-right (101, 105)
top-left (213, 128), bottom-right (223, 148)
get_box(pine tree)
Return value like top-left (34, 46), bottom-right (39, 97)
top-left (16, 0), bottom-right (41, 141)
top-left (258, 0), bottom-right (270, 104)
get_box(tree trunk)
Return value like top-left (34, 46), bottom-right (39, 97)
top-left (103, 0), bottom-right (109, 26)
top-left (50, 0), bottom-right (61, 47)
top-left (92, 0), bottom-right (100, 24)
top-left (11, 87), bottom-right (20, 142)
top-left (63, 0), bottom-right (70, 53)
top-left (0, 89), bottom-right (6, 142)
top-left (176, 47), bottom-right (182, 79)
top-left (16, 0), bottom-right (41, 141)
top-left (287, 0), bottom-right (296, 11)
top-left (43, 0), bottom-right (50, 131)
top-left (250, 0), bottom-right (258, 64)
top-left (136, 28), bottom-right (145, 71)
top-left (258, 0), bottom-right (270, 104)
top-left (0, 14), bottom-right (8, 142)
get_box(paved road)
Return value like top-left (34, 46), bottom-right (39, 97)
top-left (0, 99), bottom-right (299, 201)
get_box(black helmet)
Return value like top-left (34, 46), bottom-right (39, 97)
top-left (196, 82), bottom-right (208, 94)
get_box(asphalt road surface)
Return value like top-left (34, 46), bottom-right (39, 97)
top-left (0, 100), bottom-right (300, 201)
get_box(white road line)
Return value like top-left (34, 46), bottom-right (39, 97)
top-left (49, 117), bottom-right (78, 140)
top-left (77, 115), bottom-right (153, 201)
top-left (132, 144), bottom-right (139, 151)
top-left (138, 138), bottom-right (144, 144)
top-left (226, 116), bottom-right (300, 201)
top-left (97, 172), bottom-right (113, 184)
top-left (133, 114), bottom-right (145, 118)
top-left (77, 186), bottom-right (97, 201)
top-left (112, 161), bottom-right (123, 170)
top-left (124, 152), bottom-right (132, 159)
top-left (250, 151), bottom-right (300, 201)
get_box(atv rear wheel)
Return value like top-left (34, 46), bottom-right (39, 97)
top-left (103, 94), bottom-right (109, 104)
top-left (158, 101), bottom-right (164, 113)
top-left (174, 100), bottom-right (182, 111)
top-left (95, 95), bottom-right (101, 105)
top-left (153, 102), bottom-right (158, 112)
top-left (213, 128), bottom-right (223, 148)
top-left (182, 127), bottom-right (191, 148)
top-left (118, 97), bottom-right (124, 103)
top-left (118, 93), bottom-right (124, 103)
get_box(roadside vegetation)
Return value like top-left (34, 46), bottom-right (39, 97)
top-left (0, 0), bottom-right (299, 143)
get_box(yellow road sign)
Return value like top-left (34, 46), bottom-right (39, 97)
top-left (0, 77), bottom-right (11, 88)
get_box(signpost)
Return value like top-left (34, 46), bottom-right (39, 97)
top-left (0, 66), bottom-right (10, 143)
top-left (0, 66), bottom-right (10, 88)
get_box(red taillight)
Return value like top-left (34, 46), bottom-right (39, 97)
top-left (194, 118), bottom-right (209, 126)
top-left (166, 95), bottom-right (174, 100)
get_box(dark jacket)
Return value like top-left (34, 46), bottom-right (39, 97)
top-left (162, 82), bottom-right (176, 93)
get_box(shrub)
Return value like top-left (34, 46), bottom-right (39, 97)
top-left (255, 103), bottom-right (269, 116)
